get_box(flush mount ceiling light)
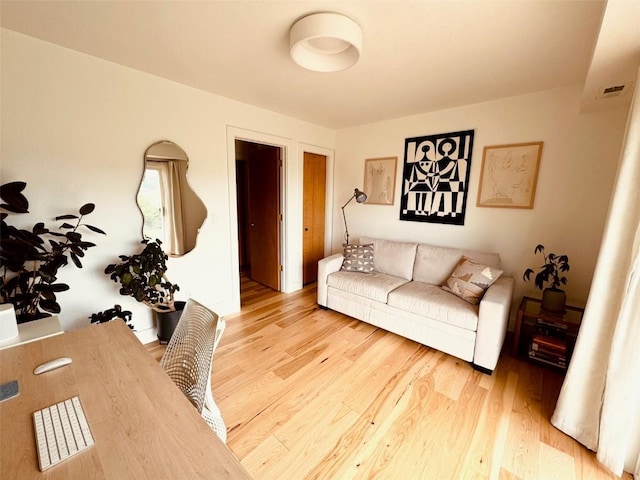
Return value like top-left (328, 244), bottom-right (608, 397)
top-left (290, 12), bottom-right (362, 72)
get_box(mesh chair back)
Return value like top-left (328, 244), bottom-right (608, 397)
top-left (160, 299), bottom-right (219, 414)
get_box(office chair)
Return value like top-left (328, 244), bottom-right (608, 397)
top-left (159, 298), bottom-right (227, 443)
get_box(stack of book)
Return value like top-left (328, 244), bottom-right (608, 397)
top-left (528, 315), bottom-right (567, 369)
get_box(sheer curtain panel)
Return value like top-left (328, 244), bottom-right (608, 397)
top-left (551, 68), bottom-right (640, 478)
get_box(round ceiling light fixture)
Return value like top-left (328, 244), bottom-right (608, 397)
top-left (290, 12), bottom-right (362, 72)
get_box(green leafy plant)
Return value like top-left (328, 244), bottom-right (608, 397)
top-left (0, 181), bottom-right (106, 322)
top-left (104, 239), bottom-right (179, 313)
top-left (89, 304), bottom-right (133, 330)
top-left (523, 244), bottom-right (570, 291)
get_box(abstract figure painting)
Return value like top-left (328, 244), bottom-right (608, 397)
top-left (476, 142), bottom-right (543, 209)
top-left (400, 130), bottom-right (475, 225)
top-left (364, 157), bottom-right (397, 205)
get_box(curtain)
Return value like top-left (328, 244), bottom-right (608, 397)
top-left (551, 68), bottom-right (640, 478)
top-left (166, 160), bottom-right (186, 256)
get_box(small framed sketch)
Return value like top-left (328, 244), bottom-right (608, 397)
top-left (364, 157), bottom-right (397, 205)
top-left (476, 141), bottom-right (543, 209)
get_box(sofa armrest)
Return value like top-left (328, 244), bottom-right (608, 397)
top-left (317, 253), bottom-right (344, 306)
top-left (473, 276), bottom-right (515, 372)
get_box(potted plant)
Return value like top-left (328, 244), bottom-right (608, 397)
top-left (104, 239), bottom-right (183, 343)
top-left (0, 181), bottom-right (106, 322)
top-left (89, 304), bottom-right (134, 330)
top-left (523, 244), bottom-right (570, 313)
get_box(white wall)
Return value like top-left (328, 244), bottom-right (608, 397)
top-left (1, 29), bottom-right (630, 339)
top-left (0, 29), bottom-right (335, 341)
top-left (333, 87), bottom-right (628, 318)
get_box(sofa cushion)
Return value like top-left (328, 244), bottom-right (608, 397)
top-left (360, 237), bottom-right (418, 280)
top-left (387, 281), bottom-right (479, 331)
top-left (327, 270), bottom-right (409, 303)
top-left (441, 257), bottom-right (503, 305)
top-left (413, 243), bottom-right (501, 285)
top-left (341, 244), bottom-right (374, 273)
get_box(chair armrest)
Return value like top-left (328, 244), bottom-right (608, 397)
top-left (473, 276), bottom-right (515, 372)
top-left (317, 253), bottom-right (344, 306)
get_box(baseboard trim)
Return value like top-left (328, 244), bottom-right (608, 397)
top-left (472, 363), bottom-right (493, 375)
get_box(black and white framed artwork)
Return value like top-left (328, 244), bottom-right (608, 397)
top-left (400, 129), bottom-right (475, 225)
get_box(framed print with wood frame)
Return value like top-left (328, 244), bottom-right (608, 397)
top-left (364, 157), bottom-right (397, 205)
top-left (476, 141), bottom-right (543, 209)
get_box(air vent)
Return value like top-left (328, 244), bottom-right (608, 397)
top-left (598, 82), bottom-right (633, 99)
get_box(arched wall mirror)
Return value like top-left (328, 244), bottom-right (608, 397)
top-left (137, 140), bottom-right (207, 256)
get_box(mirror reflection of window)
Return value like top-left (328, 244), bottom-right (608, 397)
top-left (137, 163), bottom-right (167, 245)
top-left (137, 141), bottom-right (207, 256)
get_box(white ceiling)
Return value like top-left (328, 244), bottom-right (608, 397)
top-left (1, 1), bottom-right (638, 129)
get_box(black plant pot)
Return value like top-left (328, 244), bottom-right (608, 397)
top-left (156, 301), bottom-right (186, 344)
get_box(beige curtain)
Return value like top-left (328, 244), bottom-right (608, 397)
top-left (166, 160), bottom-right (186, 256)
top-left (551, 69), bottom-right (640, 478)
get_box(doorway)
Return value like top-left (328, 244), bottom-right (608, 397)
top-left (235, 140), bottom-right (282, 293)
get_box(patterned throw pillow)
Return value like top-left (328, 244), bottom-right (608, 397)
top-left (341, 244), bottom-right (374, 273)
top-left (441, 256), bottom-right (503, 305)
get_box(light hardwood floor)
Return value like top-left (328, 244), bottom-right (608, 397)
top-left (146, 276), bottom-right (630, 480)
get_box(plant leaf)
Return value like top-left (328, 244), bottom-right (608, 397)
top-left (83, 224), bottom-right (106, 235)
top-left (55, 214), bottom-right (79, 220)
top-left (0, 181), bottom-right (29, 213)
top-left (70, 251), bottom-right (82, 268)
top-left (79, 203), bottom-right (95, 215)
top-left (39, 299), bottom-right (61, 314)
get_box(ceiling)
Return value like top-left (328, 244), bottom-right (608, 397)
top-left (1, 1), bottom-right (639, 129)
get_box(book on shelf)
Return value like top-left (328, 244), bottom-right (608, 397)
top-left (531, 333), bottom-right (566, 352)
top-left (535, 316), bottom-right (568, 340)
top-left (537, 315), bottom-right (568, 329)
top-left (528, 346), bottom-right (566, 367)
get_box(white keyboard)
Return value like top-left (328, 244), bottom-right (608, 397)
top-left (33, 396), bottom-right (95, 471)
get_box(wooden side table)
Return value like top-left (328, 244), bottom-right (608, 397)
top-left (512, 296), bottom-right (584, 368)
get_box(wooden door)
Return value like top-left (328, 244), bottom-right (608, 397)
top-left (247, 145), bottom-right (281, 290)
top-left (302, 152), bottom-right (326, 284)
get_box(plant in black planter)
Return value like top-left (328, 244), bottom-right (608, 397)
top-left (0, 181), bottom-right (106, 322)
top-left (89, 304), bottom-right (134, 330)
top-left (104, 239), bottom-right (182, 343)
top-left (523, 244), bottom-right (570, 313)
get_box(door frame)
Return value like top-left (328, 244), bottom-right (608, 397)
top-left (300, 143), bottom-right (334, 261)
top-left (227, 127), bottom-right (288, 310)
top-left (226, 128), bottom-right (335, 312)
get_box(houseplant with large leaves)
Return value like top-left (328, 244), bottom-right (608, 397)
top-left (523, 244), bottom-right (570, 312)
top-left (104, 239), bottom-right (182, 342)
top-left (0, 181), bottom-right (106, 322)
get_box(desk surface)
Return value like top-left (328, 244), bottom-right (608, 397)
top-left (0, 320), bottom-right (252, 479)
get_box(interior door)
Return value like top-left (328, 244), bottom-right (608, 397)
top-left (247, 145), bottom-right (281, 290)
top-left (302, 152), bottom-right (326, 284)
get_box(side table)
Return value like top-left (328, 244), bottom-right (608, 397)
top-left (512, 296), bottom-right (584, 369)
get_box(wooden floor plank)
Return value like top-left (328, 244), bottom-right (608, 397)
top-left (146, 275), bottom-right (633, 480)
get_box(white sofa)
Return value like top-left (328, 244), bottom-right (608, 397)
top-left (317, 237), bottom-right (514, 374)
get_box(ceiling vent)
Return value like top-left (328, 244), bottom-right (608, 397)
top-left (598, 82), bottom-right (634, 99)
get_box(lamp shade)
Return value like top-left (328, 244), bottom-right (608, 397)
top-left (0, 304), bottom-right (19, 342)
top-left (290, 13), bottom-right (362, 72)
top-left (341, 187), bottom-right (367, 245)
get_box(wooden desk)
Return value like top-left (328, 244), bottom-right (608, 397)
top-left (0, 321), bottom-right (251, 479)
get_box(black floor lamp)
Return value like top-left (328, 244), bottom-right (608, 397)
top-left (341, 188), bottom-right (367, 245)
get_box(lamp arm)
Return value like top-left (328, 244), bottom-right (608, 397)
top-left (341, 204), bottom-right (350, 245)
top-left (341, 192), bottom-right (357, 244)
top-left (341, 194), bottom-right (356, 209)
